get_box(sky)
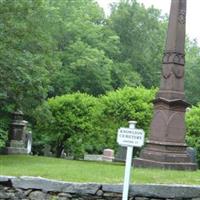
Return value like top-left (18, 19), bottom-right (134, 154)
top-left (97, 0), bottom-right (200, 44)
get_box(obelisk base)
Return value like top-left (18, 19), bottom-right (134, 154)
top-left (5, 140), bottom-right (28, 155)
top-left (134, 141), bottom-right (197, 170)
top-left (5, 147), bottom-right (28, 154)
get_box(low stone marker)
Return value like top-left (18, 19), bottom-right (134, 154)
top-left (26, 131), bottom-right (32, 154)
top-left (84, 154), bottom-right (103, 161)
top-left (102, 149), bottom-right (114, 162)
top-left (42, 145), bottom-right (52, 157)
top-left (114, 146), bottom-right (127, 162)
top-left (187, 147), bottom-right (197, 163)
top-left (61, 149), bottom-right (67, 158)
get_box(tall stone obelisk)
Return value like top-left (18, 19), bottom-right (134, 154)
top-left (134, 0), bottom-right (197, 170)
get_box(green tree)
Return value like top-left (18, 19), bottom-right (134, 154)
top-left (108, 0), bottom-right (167, 88)
top-left (185, 39), bottom-right (200, 105)
top-left (0, 0), bottom-right (60, 115)
top-left (34, 93), bottom-right (99, 158)
top-left (48, 0), bottom-right (116, 96)
top-left (61, 40), bottom-right (113, 96)
top-left (111, 62), bottom-right (142, 89)
top-left (0, 0), bottom-right (63, 146)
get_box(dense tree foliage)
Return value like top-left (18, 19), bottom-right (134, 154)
top-left (0, 0), bottom-right (168, 115)
top-left (48, 0), bottom-right (115, 96)
top-left (185, 39), bottom-right (200, 105)
top-left (108, 0), bottom-right (167, 87)
top-left (0, 0), bottom-right (59, 114)
top-left (0, 0), bottom-right (59, 147)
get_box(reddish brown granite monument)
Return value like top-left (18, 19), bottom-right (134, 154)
top-left (134, 0), bottom-right (197, 170)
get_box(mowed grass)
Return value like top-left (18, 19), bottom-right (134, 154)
top-left (0, 155), bottom-right (200, 185)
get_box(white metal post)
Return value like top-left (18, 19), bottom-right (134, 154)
top-left (122, 121), bottom-right (137, 200)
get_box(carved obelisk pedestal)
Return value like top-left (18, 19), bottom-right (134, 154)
top-left (134, 0), bottom-right (197, 170)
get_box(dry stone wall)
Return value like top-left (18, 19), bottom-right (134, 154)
top-left (0, 176), bottom-right (200, 200)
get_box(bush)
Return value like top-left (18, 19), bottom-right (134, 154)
top-left (34, 87), bottom-right (156, 158)
top-left (96, 86), bottom-right (156, 150)
top-left (186, 104), bottom-right (200, 167)
top-left (34, 92), bottom-right (99, 158)
top-left (0, 128), bottom-right (7, 148)
top-left (0, 112), bottom-right (10, 149)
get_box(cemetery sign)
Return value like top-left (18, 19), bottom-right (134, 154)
top-left (117, 121), bottom-right (145, 200)
top-left (117, 128), bottom-right (144, 147)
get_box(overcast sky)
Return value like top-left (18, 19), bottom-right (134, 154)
top-left (97, 0), bottom-right (200, 44)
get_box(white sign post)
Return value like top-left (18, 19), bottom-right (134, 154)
top-left (117, 121), bottom-right (144, 200)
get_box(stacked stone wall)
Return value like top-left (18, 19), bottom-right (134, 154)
top-left (0, 176), bottom-right (200, 200)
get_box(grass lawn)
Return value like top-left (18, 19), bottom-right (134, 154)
top-left (0, 155), bottom-right (199, 185)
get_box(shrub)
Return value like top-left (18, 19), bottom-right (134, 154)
top-left (0, 128), bottom-right (7, 148)
top-left (34, 87), bottom-right (157, 158)
top-left (96, 86), bottom-right (156, 150)
top-left (0, 112), bottom-right (10, 149)
top-left (34, 92), bottom-right (99, 158)
top-left (186, 104), bottom-right (200, 167)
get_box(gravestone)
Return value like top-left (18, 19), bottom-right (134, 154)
top-left (5, 111), bottom-right (28, 154)
top-left (114, 146), bottom-right (127, 162)
top-left (187, 147), bottom-right (197, 163)
top-left (26, 131), bottom-right (32, 154)
top-left (61, 149), bottom-right (67, 159)
top-left (102, 149), bottom-right (114, 162)
top-left (42, 144), bottom-right (52, 157)
top-left (134, 0), bottom-right (197, 170)
top-left (84, 154), bottom-right (103, 161)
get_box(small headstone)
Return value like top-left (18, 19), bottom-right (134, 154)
top-left (26, 131), bottom-right (32, 154)
top-left (84, 154), bottom-right (103, 161)
top-left (114, 146), bottom-right (127, 162)
top-left (102, 149), bottom-right (114, 162)
top-left (42, 145), bottom-right (52, 157)
top-left (186, 107), bottom-right (191, 112)
top-left (187, 147), bottom-right (197, 163)
top-left (61, 149), bottom-right (66, 159)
